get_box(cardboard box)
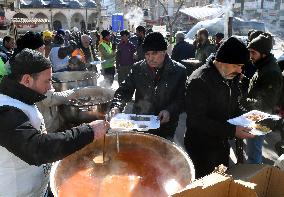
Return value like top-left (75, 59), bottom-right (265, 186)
top-left (172, 164), bottom-right (284, 197)
top-left (228, 164), bottom-right (284, 197)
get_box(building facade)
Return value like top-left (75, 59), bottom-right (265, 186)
top-left (4, 0), bottom-right (111, 31)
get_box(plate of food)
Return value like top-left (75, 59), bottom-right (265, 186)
top-left (110, 113), bottom-right (160, 131)
top-left (227, 110), bottom-right (280, 135)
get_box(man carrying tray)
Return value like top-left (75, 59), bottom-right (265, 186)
top-left (109, 32), bottom-right (187, 141)
top-left (244, 33), bottom-right (283, 164)
top-left (184, 37), bottom-right (255, 178)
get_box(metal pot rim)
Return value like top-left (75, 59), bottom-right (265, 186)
top-left (64, 100), bottom-right (112, 107)
top-left (52, 71), bottom-right (99, 83)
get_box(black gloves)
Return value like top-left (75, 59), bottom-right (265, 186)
top-left (256, 117), bottom-right (284, 131)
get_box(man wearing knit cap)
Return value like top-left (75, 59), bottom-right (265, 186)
top-left (109, 32), bottom-right (187, 140)
top-left (7, 31), bottom-right (82, 133)
top-left (0, 48), bottom-right (109, 196)
top-left (240, 29), bottom-right (264, 95)
top-left (99, 30), bottom-right (116, 86)
top-left (244, 33), bottom-right (283, 164)
top-left (185, 37), bottom-right (254, 178)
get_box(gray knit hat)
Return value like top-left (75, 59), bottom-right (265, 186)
top-left (248, 33), bottom-right (273, 55)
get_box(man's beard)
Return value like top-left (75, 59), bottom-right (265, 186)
top-left (44, 40), bottom-right (51, 45)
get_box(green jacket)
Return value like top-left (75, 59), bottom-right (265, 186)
top-left (99, 41), bottom-right (115, 69)
top-left (0, 58), bottom-right (7, 82)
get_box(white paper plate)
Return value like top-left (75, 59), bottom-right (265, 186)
top-left (227, 110), bottom-right (280, 135)
top-left (110, 113), bottom-right (160, 131)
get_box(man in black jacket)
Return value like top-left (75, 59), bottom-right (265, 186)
top-left (245, 33), bottom-right (283, 164)
top-left (171, 32), bottom-right (195, 63)
top-left (0, 49), bottom-right (108, 196)
top-left (185, 37), bottom-right (254, 178)
top-left (109, 32), bottom-right (187, 140)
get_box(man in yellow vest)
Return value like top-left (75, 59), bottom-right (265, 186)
top-left (99, 30), bottom-right (116, 86)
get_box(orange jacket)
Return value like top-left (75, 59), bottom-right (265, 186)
top-left (71, 48), bottom-right (86, 63)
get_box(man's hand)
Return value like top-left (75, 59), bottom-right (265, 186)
top-left (89, 120), bottom-right (110, 140)
top-left (235, 126), bottom-right (254, 139)
top-left (108, 107), bottom-right (121, 120)
top-left (158, 110), bottom-right (170, 124)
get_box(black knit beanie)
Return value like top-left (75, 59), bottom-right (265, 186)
top-left (142, 32), bottom-right (167, 52)
top-left (16, 31), bottom-right (44, 51)
top-left (10, 48), bottom-right (51, 75)
top-left (101, 30), bottom-right (110, 38)
top-left (215, 37), bottom-right (249, 64)
top-left (247, 33), bottom-right (273, 55)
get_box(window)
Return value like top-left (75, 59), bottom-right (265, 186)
top-left (195, 1), bottom-right (199, 6)
top-left (280, 20), bottom-right (284, 27)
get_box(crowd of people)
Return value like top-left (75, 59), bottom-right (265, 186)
top-left (0, 25), bottom-right (284, 196)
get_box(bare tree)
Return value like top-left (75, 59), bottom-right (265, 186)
top-left (94, 0), bottom-right (102, 30)
top-left (158, 0), bottom-right (185, 44)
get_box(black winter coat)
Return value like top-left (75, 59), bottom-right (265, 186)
top-left (171, 41), bottom-right (195, 63)
top-left (0, 76), bottom-right (94, 166)
top-left (111, 55), bottom-right (187, 137)
top-left (243, 54), bottom-right (283, 113)
top-left (185, 58), bottom-right (242, 149)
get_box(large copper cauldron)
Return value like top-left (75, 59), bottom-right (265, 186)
top-left (50, 132), bottom-right (195, 197)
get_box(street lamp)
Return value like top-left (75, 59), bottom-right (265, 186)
top-left (85, 0), bottom-right (88, 30)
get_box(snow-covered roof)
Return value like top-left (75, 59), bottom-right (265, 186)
top-left (85, 0), bottom-right (96, 8)
top-left (69, 0), bottom-right (83, 8)
top-left (180, 5), bottom-right (224, 20)
top-left (20, 0), bottom-right (28, 6)
top-left (185, 17), bottom-right (265, 40)
top-left (29, 0), bottom-right (48, 7)
top-left (49, 0), bottom-right (67, 8)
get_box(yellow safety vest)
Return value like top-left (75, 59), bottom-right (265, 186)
top-left (100, 42), bottom-right (114, 69)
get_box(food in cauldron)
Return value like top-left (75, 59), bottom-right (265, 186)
top-left (50, 132), bottom-right (195, 197)
top-left (55, 146), bottom-right (187, 197)
top-left (69, 95), bottom-right (110, 106)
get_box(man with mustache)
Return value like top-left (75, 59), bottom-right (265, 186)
top-left (185, 37), bottom-right (255, 178)
top-left (109, 32), bottom-right (187, 140)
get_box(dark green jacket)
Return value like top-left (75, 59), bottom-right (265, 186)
top-left (195, 40), bottom-right (216, 64)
